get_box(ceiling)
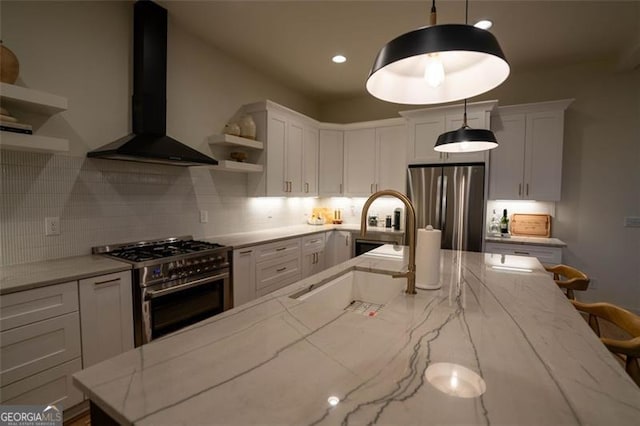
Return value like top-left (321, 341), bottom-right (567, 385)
top-left (161, 1), bottom-right (640, 103)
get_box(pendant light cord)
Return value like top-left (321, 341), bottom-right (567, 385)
top-left (465, 0), bottom-right (469, 25)
top-left (463, 99), bottom-right (468, 127)
top-left (430, 0), bottom-right (437, 25)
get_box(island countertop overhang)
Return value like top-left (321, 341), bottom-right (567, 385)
top-left (73, 248), bottom-right (640, 425)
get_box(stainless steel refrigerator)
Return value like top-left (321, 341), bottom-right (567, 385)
top-left (407, 164), bottom-right (485, 252)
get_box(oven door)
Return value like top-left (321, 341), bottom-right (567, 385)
top-left (135, 270), bottom-right (231, 346)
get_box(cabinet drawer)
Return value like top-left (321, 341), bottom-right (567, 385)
top-left (256, 255), bottom-right (301, 297)
top-left (0, 357), bottom-right (83, 408)
top-left (302, 233), bottom-right (326, 254)
top-left (1, 312), bottom-right (81, 386)
top-left (485, 242), bottom-right (562, 265)
top-left (0, 281), bottom-right (78, 332)
top-left (255, 238), bottom-right (301, 263)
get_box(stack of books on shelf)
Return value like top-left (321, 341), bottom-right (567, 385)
top-left (0, 107), bottom-right (32, 135)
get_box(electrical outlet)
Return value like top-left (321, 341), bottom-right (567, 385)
top-left (199, 210), bottom-right (208, 223)
top-left (45, 217), bottom-right (60, 236)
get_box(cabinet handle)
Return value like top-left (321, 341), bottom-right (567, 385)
top-left (309, 239), bottom-right (320, 244)
top-left (288, 181), bottom-right (292, 192)
top-left (94, 278), bottom-right (120, 287)
top-left (376, 183), bottom-right (379, 192)
top-left (239, 250), bottom-right (253, 255)
top-left (277, 267), bottom-right (287, 272)
top-left (370, 183), bottom-right (374, 193)
top-left (526, 183), bottom-right (529, 196)
top-left (305, 182), bottom-right (309, 193)
top-left (345, 234), bottom-right (349, 246)
top-left (514, 251), bottom-right (530, 255)
top-left (518, 183), bottom-right (522, 196)
top-left (276, 247), bottom-right (287, 251)
top-left (339, 183), bottom-right (343, 194)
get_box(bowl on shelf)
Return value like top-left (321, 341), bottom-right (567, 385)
top-left (230, 151), bottom-right (248, 162)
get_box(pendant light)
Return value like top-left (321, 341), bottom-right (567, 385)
top-left (366, 0), bottom-right (509, 105)
top-left (434, 99), bottom-right (498, 153)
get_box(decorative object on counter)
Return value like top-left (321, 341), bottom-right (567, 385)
top-left (385, 215), bottom-right (392, 228)
top-left (0, 41), bottom-right (20, 84)
top-left (332, 209), bottom-right (343, 224)
top-left (239, 114), bottom-right (256, 139)
top-left (365, 0), bottom-right (509, 105)
top-left (500, 209), bottom-right (509, 236)
top-left (488, 209), bottom-right (500, 236)
top-left (307, 214), bottom-right (325, 225)
top-left (510, 213), bottom-right (551, 237)
top-left (312, 207), bottom-right (335, 224)
top-left (393, 208), bottom-right (402, 230)
top-left (416, 225), bottom-right (441, 290)
top-left (223, 122), bottom-right (241, 136)
top-left (368, 214), bottom-right (378, 227)
top-left (229, 151), bottom-right (248, 162)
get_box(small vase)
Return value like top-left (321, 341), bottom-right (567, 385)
top-left (0, 41), bottom-right (19, 84)
top-left (239, 115), bottom-right (256, 140)
top-left (224, 122), bottom-right (241, 136)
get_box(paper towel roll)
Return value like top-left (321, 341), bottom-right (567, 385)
top-left (416, 226), bottom-right (441, 290)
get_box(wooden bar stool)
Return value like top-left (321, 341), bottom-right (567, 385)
top-left (544, 264), bottom-right (590, 300)
top-left (571, 300), bottom-right (640, 386)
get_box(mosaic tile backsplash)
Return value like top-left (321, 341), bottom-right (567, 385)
top-left (0, 150), bottom-right (317, 266)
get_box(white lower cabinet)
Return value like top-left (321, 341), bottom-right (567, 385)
top-left (255, 252), bottom-right (301, 298)
top-left (325, 230), bottom-right (353, 268)
top-left (302, 233), bottom-right (326, 278)
top-left (484, 242), bottom-right (562, 265)
top-left (233, 248), bottom-right (257, 307)
top-left (0, 281), bottom-right (83, 408)
top-left (78, 271), bottom-right (134, 368)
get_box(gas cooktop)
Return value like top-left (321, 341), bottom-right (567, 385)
top-left (93, 236), bottom-right (227, 264)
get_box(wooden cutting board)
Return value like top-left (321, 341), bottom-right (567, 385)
top-left (510, 213), bottom-right (551, 237)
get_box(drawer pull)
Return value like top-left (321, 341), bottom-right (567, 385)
top-left (276, 247), bottom-right (287, 252)
top-left (276, 267), bottom-right (287, 272)
top-left (514, 251), bottom-right (530, 255)
top-left (94, 278), bottom-right (120, 287)
top-left (308, 239), bottom-right (320, 244)
top-left (239, 250), bottom-right (253, 255)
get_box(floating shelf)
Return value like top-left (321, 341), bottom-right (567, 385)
top-left (0, 131), bottom-right (69, 153)
top-left (209, 134), bottom-right (263, 150)
top-left (207, 160), bottom-right (263, 173)
top-left (0, 83), bottom-right (68, 115)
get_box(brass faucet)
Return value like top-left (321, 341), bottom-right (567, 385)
top-left (360, 189), bottom-right (417, 295)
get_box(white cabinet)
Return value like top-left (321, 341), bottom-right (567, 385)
top-left (233, 248), bottom-right (256, 307)
top-left (0, 281), bottom-right (83, 408)
top-left (325, 230), bottom-right (353, 268)
top-left (302, 233), bottom-right (326, 278)
top-left (489, 99), bottom-right (573, 201)
top-left (244, 101), bottom-right (319, 197)
top-left (78, 271), bottom-right (134, 368)
top-left (319, 129), bottom-right (344, 196)
top-left (343, 122), bottom-right (407, 196)
top-left (485, 242), bottom-right (562, 265)
top-left (402, 100), bottom-right (497, 165)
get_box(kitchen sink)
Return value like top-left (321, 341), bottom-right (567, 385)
top-left (293, 270), bottom-right (405, 313)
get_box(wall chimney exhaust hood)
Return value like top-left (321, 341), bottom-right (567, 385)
top-left (88, 0), bottom-right (218, 167)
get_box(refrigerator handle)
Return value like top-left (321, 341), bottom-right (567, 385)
top-left (441, 175), bottom-right (448, 232)
top-left (435, 175), bottom-right (442, 227)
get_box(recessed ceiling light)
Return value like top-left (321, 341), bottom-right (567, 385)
top-left (332, 55), bottom-right (347, 64)
top-left (474, 20), bottom-right (493, 30)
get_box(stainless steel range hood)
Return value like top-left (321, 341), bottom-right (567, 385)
top-left (88, 0), bottom-right (218, 167)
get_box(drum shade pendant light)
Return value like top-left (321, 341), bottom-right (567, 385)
top-left (366, 0), bottom-right (509, 105)
top-left (434, 99), bottom-right (498, 153)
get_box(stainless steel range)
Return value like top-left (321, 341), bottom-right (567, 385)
top-left (93, 236), bottom-right (232, 346)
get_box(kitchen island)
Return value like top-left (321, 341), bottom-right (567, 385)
top-left (73, 248), bottom-right (640, 425)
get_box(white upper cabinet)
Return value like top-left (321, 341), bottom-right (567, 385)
top-left (244, 101), bottom-right (319, 197)
top-left (401, 100), bottom-right (497, 165)
top-left (489, 99), bottom-right (573, 201)
top-left (318, 129), bottom-right (344, 196)
top-left (343, 120), bottom-right (406, 197)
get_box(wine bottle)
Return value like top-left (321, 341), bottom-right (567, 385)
top-left (500, 209), bottom-right (509, 234)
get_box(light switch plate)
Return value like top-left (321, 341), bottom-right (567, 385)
top-left (200, 210), bottom-right (208, 223)
top-left (624, 216), bottom-right (640, 228)
top-left (45, 217), bottom-right (60, 236)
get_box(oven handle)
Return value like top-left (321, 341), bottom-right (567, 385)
top-left (145, 271), bottom-right (229, 300)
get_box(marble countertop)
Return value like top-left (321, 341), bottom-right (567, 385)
top-left (206, 223), bottom-right (405, 249)
top-left (73, 247), bottom-right (640, 425)
top-left (0, 255), bottom-right (131, 295)
top-left (485, 235), bottom-right (567, 247)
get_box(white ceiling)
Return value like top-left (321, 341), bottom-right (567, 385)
top-left (161, 1), bottom-right (640, 103)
